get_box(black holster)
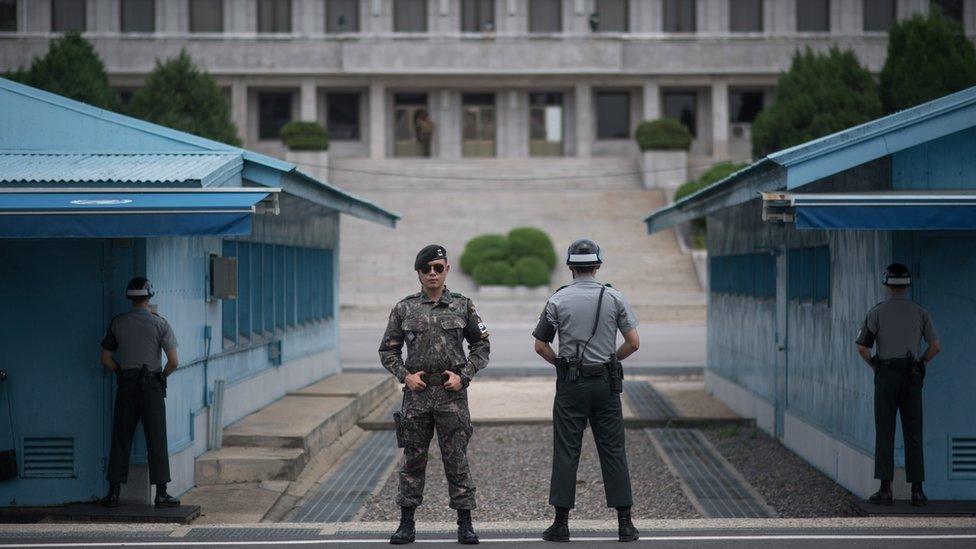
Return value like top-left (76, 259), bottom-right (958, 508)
top-left (907, 351), bottom-right (924, 387)
top-left (609, 353), bottom-right (623, 394)
top-left (157, 371), bottom-right (168, 398)
top-left (556, 357), bottom-right (581, 382)
top-left (393, 411), bottom-right (407, 448)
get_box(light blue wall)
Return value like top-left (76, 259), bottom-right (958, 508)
top-left (892, 127), bottom-right (976, 190)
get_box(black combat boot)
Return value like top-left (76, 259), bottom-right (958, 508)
top-left (616, 506), bottom-right (639, 542)
top-left (868, 480), bottom-right (893, 506)
top-left (542, 506), bottom-right (570, 542)
top-left (154, 484), bottom-right (181, 509)
top-left (457, 509), bottom-right (479, 545)
top-left (100, 483), bottom-right (121, 508)
top-left (390, 506), bottom-right (416, 545)
top-left (911, 483), bottom-right (928, 507)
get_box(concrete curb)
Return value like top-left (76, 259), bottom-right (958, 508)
top-left (358, 417), bottom-right (755, 430)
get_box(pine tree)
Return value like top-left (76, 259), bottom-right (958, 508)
top-left (9, 33), bottom-right (117, 110)
top-left (127, 51), bottom-right (241, 146)
top-left (751, 47), bottom-right (881, 157)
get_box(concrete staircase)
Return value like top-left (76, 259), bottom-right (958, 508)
top-left (326, 157), bottom-right (705, 326)
top-left (194, 373), bottom-right (396, 485)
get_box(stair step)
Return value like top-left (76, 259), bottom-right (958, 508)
top-left (194, 447), bottom-right (307, 485)
top-left (222, 396), bottom-right (359, 451)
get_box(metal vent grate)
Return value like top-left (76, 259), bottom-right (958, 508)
top-left (951, 436), bottom-right (976, 478)
top-left (22, 437), bottom-right (75, 478)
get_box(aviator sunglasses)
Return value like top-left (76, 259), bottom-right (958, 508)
top-left (420, 263), bottom-right (446, 274)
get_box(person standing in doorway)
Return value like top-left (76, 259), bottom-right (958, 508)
top-left (414, 110), bottom-right (435, 157)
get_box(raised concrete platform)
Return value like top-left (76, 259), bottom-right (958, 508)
top-left (222, 396), bottom-right (358, 451)
top-left (855, 500), bottom-right (976, 517)
top-left (195, 447), bottom-right (307, 485)
top-left (290, 373), bottom-right (396, 418)
top-left (51, 504), bottom-right (200, 524)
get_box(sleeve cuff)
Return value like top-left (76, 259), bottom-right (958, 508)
top-left (395, 367), bottom-right (409, 383)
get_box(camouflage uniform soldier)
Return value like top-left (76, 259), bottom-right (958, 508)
top-left (379, 244), bottom-right (490, 545)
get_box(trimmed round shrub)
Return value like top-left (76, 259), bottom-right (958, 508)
top-left (281, 121), bottom-right (329, 151)
top-left (460, 234), bottom-right (509, 274)
top-left (514, 256), bottom-right (550, 287)
top-left (507, 227), bottom-right (557, 269)
top-left (472, 261), bottom-right (519, 287)
top-left (635, 119), bottom-right (693, 151)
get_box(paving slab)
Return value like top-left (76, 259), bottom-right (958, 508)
top-left (291, 372), bottom-right (395, 410)
top-left (195, 446), bottom-right (307, 485)
top-left (222, 395), bottom-right (357, 452)
top-left (179, 483), bottom-right (287, 524)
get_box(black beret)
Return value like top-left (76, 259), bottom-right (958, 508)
top-left (415, 244), bottom-right (448, 271)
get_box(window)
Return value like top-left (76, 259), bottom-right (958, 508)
top-left (796, 0), bottom-right (829, 32)
top-left (462, 0), bottom-right (495, 31)
top-left (1, 1), bottom-right (17, 32)
top-left (595, 92), bottom-right (630, 139)
top-left (788, 246), bottom-right (830, 303)
top-left (258, 0), bottom-right (291, 33)
top-left (393, 93), bottom-right (430, 157)
top-left (52, 0), bottom-right (86, 32)
top-left (592, 0), bottom-right (627, 32)
top-left (394, 0), bottom-right (427, 32)
top-left (326, 0), bottom-right (359, 32)
top-left (662, 91), bottom-right (697, 137)
top-left (729, 0), bottom-right (762, 32)
top-left (663, 0), bottom-right (695, 32)
top-left (710, 253), bottom-right (776, 299)
top-left (258, 91), bottom-right (294, 140)
top-left (189, 0), bottom-right (222, 32)
top-left (326, 92), bottom-right (361, 140)
top-left (529, 0), bottom-right (561, 32)
top-left (529, 92), bottom-right (563, 157)
top-left (462, 93), bottom-right (496, 157)
top-left (932, 0), bottom-right (964, 24)
top-left (120, 0), bottom-right (154, 32)
top-left (730, 90), bottom-right (764, 123)
top-left (863, 0), bottom-right (894, 31)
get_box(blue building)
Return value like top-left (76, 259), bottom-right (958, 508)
top-left (646, 87), bottom-right (976, 500)
top-left (0, 78), bottom-right (398, 506)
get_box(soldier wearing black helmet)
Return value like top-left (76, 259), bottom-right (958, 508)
top-left (532, 239), bottom-right (640, 542)
top-left (99, 277), bottom-right (181, 509)
top-left (856, 263), bottom-right (941, 507)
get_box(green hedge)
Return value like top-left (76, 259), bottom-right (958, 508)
top-left (461, 227), bottom-right (556, 287)
top-left (281, 121), bottom-right (329, 151)
top-left (473, 261), bottom-right (519, 287)
top-left (514, 257), bottom-right (550, 287)
top-left (635, 119), bottom-right (693, 151)
top-left (508, 227), bottom-right (557, 269)
top-left (674, 162), bottom-right (748, 250)
top-left (459, 234), bottom-right (509, 274)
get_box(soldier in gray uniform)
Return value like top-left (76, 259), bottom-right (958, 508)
top-left (379, 245), bottom-right (490, 545)
top-left (532, 239), bottom-right (640, 542)
top-left (99, 277), bottom-right (181, 509)
top-left (856, 263), bottom-right (941, 507)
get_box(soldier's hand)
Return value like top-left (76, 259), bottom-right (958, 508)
top-left (405, 372), bottom-right (427, 391)
top-left (443, 371), bottom-right (463, 392)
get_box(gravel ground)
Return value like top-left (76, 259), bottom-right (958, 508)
top-left (358, 426), bottom-right (700, 522)
top-left (701, 425), bottom-right (860, 518)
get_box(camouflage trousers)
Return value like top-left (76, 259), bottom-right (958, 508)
top-left (396, 393), bottom-right (476, 510)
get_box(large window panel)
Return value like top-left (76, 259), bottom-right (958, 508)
top-left (275, 245), bottom-right (286, 332)
top-left (729, 0), bottom-right (762, 32)
top-left (863, 0), bottom-right (895, 31)
top-left (190, 0), bottom-right (222, 32)
top-left (263, 244), bottom-right (275, 334)
top-left (595, 92), bottom-right (630, 139)
top-left (662, 91), bottom-right (697, 137)
top-left (221, 241), bottom-right (238, 348)
top-left (326, 92), bottom-right (361, 140)
top-left (394, 0), bottom-right (427, 32)
top-left (663, 0), bottom-right (695, 32)
top-left (286, 246), bottom-right (297, 327)
top-left (529, 0), bottom-right (561, 33)
top-left (730, 90), bottom-right (764, 123)
top-left (0, 0), bottom-right (15, 31)
top-left (322, 249), bottom-right (334, 319)
top-left (327, 0), bottom-right (360, 32)
top-left (593, 0), bottom-right (628, 32)
top-left (258, 91), bottom-right (294, 140)
top-left (237, 243), bottom-right (252, 342)
top-left (258, 0), bottom-right (291, 33)
top-left (52, 0), bottom-right (86, 32)
top-left (252, 243), bottom-right (264, 337)
top-left (796, 0), bottom-right (829, 32)
top-left (121, 0), bottom-right (154, 32)
top-left (932, 0), bottom-right (964, 24)
top-left (462, 0), bottom-right (495, 31)
top-left (529, 92), bottom-right (564, 157)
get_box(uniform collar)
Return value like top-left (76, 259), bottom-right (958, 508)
top-left (888, 293), bottom-right (910, 301)
top-left (570, 275), bottom-right (599, 285)
top-left (130, 306), bottom-right (152, 315)
top-left (420, 287), bottom-right (453, 304)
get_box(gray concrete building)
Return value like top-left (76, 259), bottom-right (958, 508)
top-left (1, 0), bottom-right (973, 168)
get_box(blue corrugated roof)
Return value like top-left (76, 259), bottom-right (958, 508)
top-left (0, 152), bottom-right (241, 186)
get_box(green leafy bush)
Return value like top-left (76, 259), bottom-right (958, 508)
top-left (460, 234), bottom-right (510, 274)
top-left (514, 257), bottom-right (550, 287)
top-left (508, 227), bottom-right (557, 270)
top-left (472, 261), bottom-right (519, 287)
top-left (281, 121), bottom-right (329, 151)
top-left (8, 33), bottom-right (118, 111)
top-left (674, 162), bottom-right (748, 250)
top-left (635, 119), bottom-right (693, 151)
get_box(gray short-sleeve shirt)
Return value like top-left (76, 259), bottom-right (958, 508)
top-left (532, 276), bottom-right (639, 365)
top-left (855, 294), bottom-right (938, 360)
top-left (101, 308), bottom-right (178, 372)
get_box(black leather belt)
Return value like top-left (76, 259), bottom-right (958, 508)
top-left (420, 372), bottom-right (448, 386)
top-left (580, 363), bottom-right (610, 377)
top-left (879, 357), bottom-right (912, 370)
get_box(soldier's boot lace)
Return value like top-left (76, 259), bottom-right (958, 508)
top-left (154, 484), bottom-right (181, 509)
top-left (100, 483), bottom-right (121, 508)
top-left (868, 480), bottom-right (893, 506)
top-left (390, 507), bottom-right (416, 545)
top-left (542, 507), bottom-right (570, 542)
top-left (911, 483), bottom-right (928, 507)
top-left (616, 506), bottom-right (639, 542)
top-left (456, 509), bottom-right (479, 545)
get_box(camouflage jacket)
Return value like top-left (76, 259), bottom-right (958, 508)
top-left (378, 288), bottom-right (490, 387)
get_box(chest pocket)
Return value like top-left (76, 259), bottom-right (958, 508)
top-left (402, 317), bottom-right (429, 343)
top-left (438, 315), bottom-right (466, 341)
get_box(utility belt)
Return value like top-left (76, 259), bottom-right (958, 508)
top-left (407, 367), bottom-right (461, 387)
top-left (117, 365), bottom-right (167, 397)
top-left (874, 353), bottom-right (926, 387)
top-left (555, 356), bottom-right (624, 393)
top-left (878, 357), bottom-right (912, 371)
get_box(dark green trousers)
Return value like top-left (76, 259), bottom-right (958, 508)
top-left (874, 368), bottom-right (924, 483)
top-left (106, 372), bottom-right (170, 484)
top-left (550, 372), bottom-right (633, 509)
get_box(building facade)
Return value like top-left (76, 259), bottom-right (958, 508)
top-left (2, 0), bottom-right (972, 170)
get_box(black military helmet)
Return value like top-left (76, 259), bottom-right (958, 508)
top-left (125, 277), bottom-right (155, 299)
top-left (882, 263), bottom-right (911, 286)
top-left (566, 238), bottom-right (603, 267)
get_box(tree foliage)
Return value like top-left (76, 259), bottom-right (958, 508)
top-left (751, 47), bottom-right (881, 157)
top-left (8, 33), bottom-right (117, 110)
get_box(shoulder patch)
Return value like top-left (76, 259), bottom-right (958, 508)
top-left (451, 291), bottom-right (465, 298)
top-left (550, 285), bottom-right (569, 297)
top-left (604, 283), bottom-right (614, 288)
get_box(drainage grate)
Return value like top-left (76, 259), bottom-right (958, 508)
top-left (624, 381), bottom-right (678, 419)
top-left (185, 527), bottom-right (320, 539)
top-left (292, 430), bottom-right (399, 522)
top-left (950, 436), bottom-right (976, 478)
top-left (21, 437), bottom-right (74, 478)
top-left (649, 428), bottom-right (773, 518)
top-left (0, 530), bottom-right (165, 539)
